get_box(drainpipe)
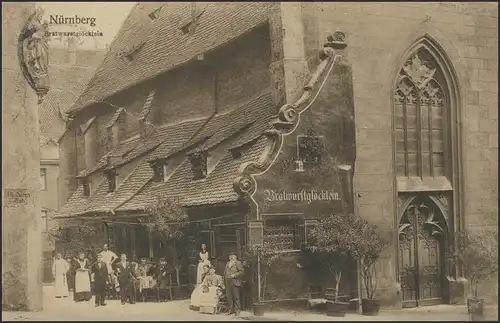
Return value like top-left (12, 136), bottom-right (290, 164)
top-left (257, 254), bottom-right (262, 303)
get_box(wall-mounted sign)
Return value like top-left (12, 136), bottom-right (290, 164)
top-left (4, 189), bottom-right (31, 207)
top-left (264, 189), bottom-right (341, 203)
top-left (251, 51), bottom-right (356, 219)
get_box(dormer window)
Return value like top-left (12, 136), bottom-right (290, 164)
top-left (121, 41), bottom-right (146, 62)
top-left (148, 6), bottom-right (162, 20)
top-left (298, 135), bottom-right (325, 164)
top-left (81, 176), bottom-right (91, 197)
top-left (231, 149), bottom-right (242, 159)
top-left (151, 160), bottom-right (165, 182)
top-left (189, 152), bottom-right (207, 180)
top-left (180, 4), bottom-right (206, 35)
top-left (105, 169), bottom-right (117, 193)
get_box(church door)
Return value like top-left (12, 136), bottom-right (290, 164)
top-left (399, 196), bottom-right (446, 307)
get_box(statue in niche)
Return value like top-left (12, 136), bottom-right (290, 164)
top-left (18, 7), bottom-right (50, 104)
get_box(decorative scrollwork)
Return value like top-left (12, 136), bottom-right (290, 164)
top-left (435, 193), bottom-right (449, 208)
top-left (278, 104), bottom-right (298, 123)
top-left (400, 265), bottom-right (416, 289)
top-left (18, 7), bottom-right (50, 104)
top-left (233, 174), bottom-right (256, 198)
top-left (402, 53), bottom-right (436, 89)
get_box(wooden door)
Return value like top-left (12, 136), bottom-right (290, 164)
top-left (399, 197), bottom-right (445, 307)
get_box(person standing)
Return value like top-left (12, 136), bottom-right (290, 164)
top-left (99, 244), bottom-right (118, 278)
top-left (149, 257), bottom-right (172, 302)
top-left (65, 255), bottom-right (75, 297)
top-left (74, 252), bottom-right (92, 302)
top-left (92, 254), bottom-right (109, 307)
top-left (52, 252), bottom-right (69, 298)
top-left (196, 244), bottom-right (211, 284)
top-left (224, 252), bottom-right (244, 316)
top-left (115, 253), bottom-right (136, 305)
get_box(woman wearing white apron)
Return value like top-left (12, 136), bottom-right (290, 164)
top-left (52, 252), bottom-right (69, 298)
top-left (196, 244), bottom-right (211, 284)
top-left (74, 252), bottom-right (92, 302)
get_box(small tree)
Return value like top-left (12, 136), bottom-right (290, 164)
top-left (307, 213), bottom-right (362, 303)
top-left (354, 219), bottom-right (390, 300)
top-left (242, 242), bottom-right (284, 302)
top-left (145, 197), bottom-right (189, 285)
top-left (453, 228), bottom-right (498, 299)
top-left (48, 221), bottom-right (102, 257)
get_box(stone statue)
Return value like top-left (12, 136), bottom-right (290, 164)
top-left (18, 7), bottom-right (50, 104)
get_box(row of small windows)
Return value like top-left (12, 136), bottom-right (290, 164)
top-left (80, 134), bottom-right (326, 196)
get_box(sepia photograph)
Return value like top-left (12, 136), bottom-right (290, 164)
top-left (1, 1), bottom-right (498, 321)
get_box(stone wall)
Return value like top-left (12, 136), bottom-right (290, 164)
top-left (2, 2), bottom-right (44, 311)
top-left (300, 2), bottom-right (498, 307)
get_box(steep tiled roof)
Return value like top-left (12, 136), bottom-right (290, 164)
top-left (186, 91), bottom-right (274, 154)
top-left (60, 91), bottom-right (276, 218)
top-left (67, 2), bottom-right (273, 114)
top-left (56, 160), bottom-right (154, 218)
top-left (118, 135), bottom-right (269, 210)
top-left (76, 117), bottom-right (208, 177)
top-left (39, 64), bottom-right (99, 137)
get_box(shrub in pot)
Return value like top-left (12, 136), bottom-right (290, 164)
top-left (452, 228), bottom-right (498, 321)
top-left (352, 218), bottom-right (390, 316)
top-left (307, 213), bottom-right (364, 317)
top-left (241, 242), bottom-right (285, 316)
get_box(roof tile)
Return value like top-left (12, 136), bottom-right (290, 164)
top-left (68, 2), bottom-right (273, 114)
top-left (118, 134), bottom-right (268, 211)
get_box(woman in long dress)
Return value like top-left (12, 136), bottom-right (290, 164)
top-left (198, 266), bottom-right (225, 314)
top-left (74, 252), bottom-right (92, 302)
top-left (196, 244), bottom-right (211, 284)
top-left (52, 252), bottom-right (69, 298)
top-left (190, 264), bottom-right (210, 310)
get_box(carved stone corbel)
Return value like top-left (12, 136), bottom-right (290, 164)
top-left (18, 7), bottom-right (50, 104)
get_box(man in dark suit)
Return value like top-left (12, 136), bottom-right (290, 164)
top-left (92, 253), bottom-right (109, 307)
top-left (224, 251), bottom-right (244, 316)
top-left (115, 253), bottom-right (136, 305)
top-left (148, 257), bottom-right (172, 302)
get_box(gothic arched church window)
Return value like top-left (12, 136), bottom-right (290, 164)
top-left (394, 51), bottom-right (449, 179)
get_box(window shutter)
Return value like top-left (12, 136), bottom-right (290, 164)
top-left (304, 219), bottom-right (319, 247)
top-left (249, 221), bottom-right (264, 246)
top-left (294, 223), bottom-right (304, 250)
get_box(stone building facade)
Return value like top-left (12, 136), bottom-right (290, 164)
top-left (38, 43), bottom-right (105, 283)
top-left (56, 2), bottom-right (498, 308)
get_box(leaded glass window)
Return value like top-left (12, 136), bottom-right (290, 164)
top-left (394, 51), bottom-right (448, 178)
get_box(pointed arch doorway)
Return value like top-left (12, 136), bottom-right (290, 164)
top-left (392, 35), bottom-right (462, 308)
top-left (398, 194), bottom-right (448, 308)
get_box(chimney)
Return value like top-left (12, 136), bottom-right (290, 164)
top-left (191, 3), bottom-right (197, 24)
top-left (68, 37), bottom-right (77, 65)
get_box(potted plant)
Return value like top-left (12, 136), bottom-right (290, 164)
top-left (242, 242), bottom-right (284, 316)
top-left (452, 228), bottom-right (498, 321)
top-left (353, 217), bottom-right (390, 316)
top-left (307, 213), bottom-right (362, 317)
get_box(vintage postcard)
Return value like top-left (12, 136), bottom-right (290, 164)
top-left (2, 1), bottom-right (498, 321)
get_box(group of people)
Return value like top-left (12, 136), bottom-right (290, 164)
top-left (189, 244), bottom-right (244, 316)
top-left (52, 242), bottom-right (245, 316)
top-left (52, 244), bottom-right (172, 307)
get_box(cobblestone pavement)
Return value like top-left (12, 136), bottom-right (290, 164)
top-left (2, 286), bottom-right (498, 321)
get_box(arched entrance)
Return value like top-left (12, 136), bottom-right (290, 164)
top-left (398, 195), bottom-right (447, 308)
